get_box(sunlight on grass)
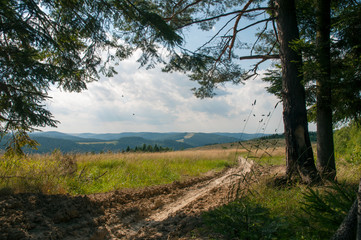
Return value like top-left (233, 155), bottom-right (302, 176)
top-left (69, 150), bottom-right (237, 194)
top-left (0, 149), bottom-right (238, 195)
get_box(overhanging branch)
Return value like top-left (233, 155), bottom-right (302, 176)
top-left (239, 54), bottom-right (280, 60)
top-left (236, 17), bottom-right (276, 33)
top-left (229, 0), bottom-right (255, 57)
top-left (166, 0), bottom-right (203, 22)
top-left (241, 54), bottom-right (280, 79)
top-left (174, 7), bottom-right (273, 28)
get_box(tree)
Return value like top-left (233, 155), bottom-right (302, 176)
top-left (158, 0), bottom-right (319, 183)
top-left (264, 0), bottom-right (361, 180)
top-left (147, 144), bottom-right (153, 152)
top-left (0, 0), bottom-right (181, 153)
top-left (126, 146), bottom-right (131, 152)
top-left (330, 2), bottom-right (361, 123)
top-left (154, 144), bottom-right (160, 152)
top-left (274, 0), bottom-right (319, 183)
top-left (315, 0), bottom-right (335, 180)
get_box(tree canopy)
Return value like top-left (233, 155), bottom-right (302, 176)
top-left (0, 0), bottom-right (181, 137)
top-left (263, 0), bottom-right (361, 125)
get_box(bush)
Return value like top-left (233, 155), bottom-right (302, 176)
top-left (299, 181), bottom-right (357, 239)
top-left (0, 152), bottom-right (77, 194)
top-left (334, 122), bottom-right (361, 164)
top-left (202, 198), bottom-right (288, 240)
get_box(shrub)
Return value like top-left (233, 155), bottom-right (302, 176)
top-left (202, 198), bottom-right (289, 240)
top-left (299, 181), bottom-right (357, 239)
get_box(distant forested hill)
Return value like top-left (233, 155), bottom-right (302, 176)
top-left (0, 131), bottom-right (271, 154)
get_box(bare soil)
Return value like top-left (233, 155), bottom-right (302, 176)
top-left (0, 158), bottom-right (283, 240)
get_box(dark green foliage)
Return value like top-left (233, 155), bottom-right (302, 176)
top-left (263, 1), bottom-right (361, 125)
top-left (0, 135), bottom-right (182, 154)
top-left (0, 0), bottom-right (182, 154)
top-left (330, 3), bottom-right (361, 124)
top-left (127, 144), bottom-right (172, 153)
top-left (163, 52), bottom-right (244, 98)
top-left (126, 146), bottom-right (131, 152)
top-left (334, 122), bottom-right (361, 164)
top-left (3, 130), bottom-right (39, 158)
top-left (159, 0), bottom-right (273, 98)
top-left (299, 181), bottom-right (357, 239)
top-left (0, 0), bottom-right (111, 133)
top-left (202, 198), bottom-right (289, 240)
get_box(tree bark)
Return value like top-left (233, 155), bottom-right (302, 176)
top-left (316, 0), bottom-right (336, 180)
top-left (275, 0), bottom-right (319, 184)
top-left (331, 199), bottom-right (357, 240)
top-left (331, 178), bottom-right (361, 239)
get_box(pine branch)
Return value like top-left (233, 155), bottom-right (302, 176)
top-left (251, 20), bottom-right (270, 55)
top-left (239, 54), bottom-right (280, 60)
top-left (166, 0), bottom-right (203, 21)
top-left (236, 17), bottom-right (275, 33)
top-left (229, 0), bottom-right (256, 57)
top-left (240, 54), bottom-right (280, 79)
top-left (195, 15), bottom-right (236, 52)
top-left (175, 7), bottom-right (272, 28)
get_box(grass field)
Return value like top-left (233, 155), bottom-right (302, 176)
top-left (0, 132), bottom-right (360, 239)
top-left (0, 148), bottom-right (241, 195)
top-left (0, 137), bottom-right (284, 195)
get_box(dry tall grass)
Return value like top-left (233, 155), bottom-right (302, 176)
top-left (0, 148), bottom-right (241, 195)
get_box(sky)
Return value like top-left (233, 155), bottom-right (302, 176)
top-left (42, 10), bottom-right (316, 134)
top-left (44, 55), bottom-right (288, 134)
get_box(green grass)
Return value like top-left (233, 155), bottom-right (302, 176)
top-left (200, 158), bottom-right (359, 239)
top-left (68, 151), bottom-right (235, 194)
top-left (199, 124), bottom-right (361, 240)
top-left (0, 127), bottom-right (359, 239)
top-left (0, 149), bottom-right (237, 195)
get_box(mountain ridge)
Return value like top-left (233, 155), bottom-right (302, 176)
top-left (0, 131), bottom-right (271, 154)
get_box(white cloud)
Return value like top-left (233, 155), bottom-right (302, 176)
top-left (43, 54), bottom-right (317, 134)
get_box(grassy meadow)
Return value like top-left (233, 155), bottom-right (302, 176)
top-left (0, 124), bottom-right (360, 239)
top-left (0, 148), bottom-right (241, 195)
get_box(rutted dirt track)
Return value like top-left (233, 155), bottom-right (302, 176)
top-left (0, 158), bottom-right (278, 239)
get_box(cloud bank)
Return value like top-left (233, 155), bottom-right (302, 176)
top-left (44, 54), bottom-right (291, 134)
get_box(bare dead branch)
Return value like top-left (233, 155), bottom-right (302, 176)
top-left (175, 7), bottom-right (272, 28)
top-left (252, 58), bottom-right (267, 72)
top-left (236, 17), bottom-right (275, 33)
top-left (239, 54), bottom-right (280, 60)
top-left (239, 54), bottom-right (279, 79)
top-left (195, 15), bottom-right (236, 52)
top-left (172, 0), bottom-right (187, 14)
top-left (251, 20), bottom-right (269, 55)
top-left (229, 0), bottom-right (255, 58)
top-left (267, 41), bottom-right (278, 56)
top-left (166, 0), bottom-right (203, 22)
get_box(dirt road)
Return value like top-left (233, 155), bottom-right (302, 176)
top-left (0, 157), bottom-right (272, 239)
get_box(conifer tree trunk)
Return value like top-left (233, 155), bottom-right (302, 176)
top-left (316, 0), bottom-right (336, 180)
top-left (275, 0), bottom-right (319, 184)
